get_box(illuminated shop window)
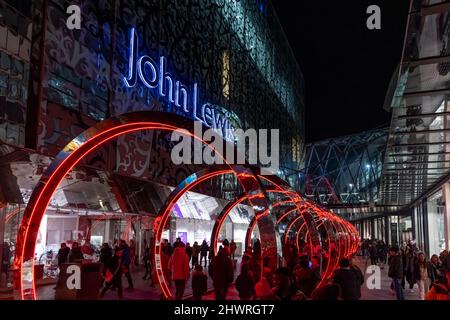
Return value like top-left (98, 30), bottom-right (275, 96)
top-left (427, 190), bottom-right (445, 256)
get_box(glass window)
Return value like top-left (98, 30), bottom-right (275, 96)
top-left (427, 190), bottom-right (445, 256)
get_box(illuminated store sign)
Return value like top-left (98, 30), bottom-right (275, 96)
top-left (123, 28), bottom-right (240, 141)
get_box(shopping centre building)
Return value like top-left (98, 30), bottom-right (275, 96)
top-left (0, 0), bottom-right (314, 298)
top-left (380, 0), bottom-right (450, 257)
top-left (302, 1), bottom-right (450, 258)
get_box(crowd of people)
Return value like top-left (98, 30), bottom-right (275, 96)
top-left (91, 236), bottom-right (364, 300)
top-left (154, 236), bottom-right (367, 300)
top-left (361, 238), bottom-right (450, 300)
top-left (53, 235), bottom-right (450, 301)
top-left (55, 239), bottom-right (136, 299)
top-left (385, 240), bottom-right (450, 300)
top-left (159, 237), bottom-right (239, 300)
top-left (361, 239), bottom-right (388, 267)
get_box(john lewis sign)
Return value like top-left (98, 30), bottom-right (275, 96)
top-left (123, 28), bottom-right (240, 141)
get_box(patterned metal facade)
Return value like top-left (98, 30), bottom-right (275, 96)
top-left (0, 0), bottom-right (304, 192)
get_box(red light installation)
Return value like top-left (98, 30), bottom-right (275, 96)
top-left (14, 112), bottom-right (242, 300)
top-left (153, 168), bottom-right (236, 298)
top-left (153, 169), bottom-right (293, 299)
top-left (15, 111), bottom-right (360, 300)
top-left (210, 189), bottom-right (299, 256)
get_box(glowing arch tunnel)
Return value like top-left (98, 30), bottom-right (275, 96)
top-left (14, 111), bottom-right (359, 300)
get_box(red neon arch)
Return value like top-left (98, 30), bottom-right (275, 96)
top-left (153, 168), bottom-right (235, 298)
top-left (154, 169), bottom-right (289, 299)
top-left (14, 112), bottom-right (241, 300)
top-left (211, 189), bottom-right (298, 255)
top-left (15, 112), bottom-right (360, 300)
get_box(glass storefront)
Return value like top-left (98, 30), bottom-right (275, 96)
top-left (427, 190), bottom-right (445, 256)
top-left (388, 216), bottom-right (399, 246)
top-left (168, 195), bottom-right (253, 256)
top-left (399, 216), bottom-right (412, 245)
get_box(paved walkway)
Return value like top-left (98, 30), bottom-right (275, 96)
top-left (36, 266), bottom-right (161, 300)
top-left (355, 256), bottom-right (418, 300)
top-left (36, 262), bottom-right (221, 300)
top-left (8, 256), bottom-right (424, 300)
top-left (201, 257), bottom-right (422, 300)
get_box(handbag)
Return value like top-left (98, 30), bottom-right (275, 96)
top-left (105, 270), bottom-right (114, 283)
top-left (105, 263), bottom-right (121, 283)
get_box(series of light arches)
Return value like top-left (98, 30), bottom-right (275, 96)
top-left (13, 111), bottom-right (359, 300)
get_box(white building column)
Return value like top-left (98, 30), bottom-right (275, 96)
top-left (105, 220), bottom-right (110, 243)
top-left (443, 182), bottom-right (450, 251)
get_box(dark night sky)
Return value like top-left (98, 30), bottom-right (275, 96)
top-left (272, 1), bottom-right (410, 142)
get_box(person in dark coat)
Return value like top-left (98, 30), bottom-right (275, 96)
top-left (1, 242), bottom-right (11, 283)
top-left (230, 240), bottom-right (237, 260)
top-left (99, 248), bottom-right (123, 299)
top-left (67, 242), bottom-right (84, 262)
top-left (208, 245), bottom-right (215, 265)
top-left (388, 246), bottom-right (404, 300)
top-left (99, 243), bottom-right (113, 287)
top-left (119, 239), bottom-right (134, 289)
top-left (142, 245), bottom-right (151, 280)
top-left (272, 267), bottom-right (306, 300)
top-left (222, 239), bottom-right (230, 257)
top-left (287, 244), bottom-right (298, 271)
top-left (293, 259), bottom-right (320, 297)
top-left (248, 252), bottom-right (262, 285)
top-left (429, 254), bottom-right (443, 283)
top-left (209, 247), bottom-right (234, 300)
top-left (185, 243), bottom-right (193, 268)
top-left (253, 239), bottom-right (261, 256)
top-left (192, 242), bottom-right (200, 267)
top-left (57, 243), bottom-right (70, 267)
top-left (404, 248), bottom-right (417, 292)
top-left (349, 258), bottom-right (364, 299)
top-left (235, 264), bottom-right (256, 300)
top-left (100, 243), bottom-right (113, 267)
top-left (200, 240), bottom-right (209, 267)
top-left (369, 243), bottom-right (377, 265)
top-left (332, 258), bottom-right (360, 300)
top-left (192, 264), bottom-right (208, 300)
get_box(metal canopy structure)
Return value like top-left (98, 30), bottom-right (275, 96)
top-left (300, 128), bottom-right (388, 206)
top-left (380, 0), bottom-right (450, 206)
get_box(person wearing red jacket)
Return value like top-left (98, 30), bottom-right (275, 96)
top-left (168, 242), bottom-right (190, 300)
